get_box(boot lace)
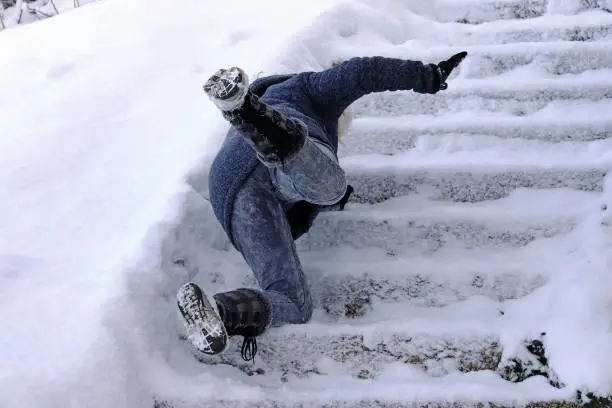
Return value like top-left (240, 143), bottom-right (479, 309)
top-left (241, 336), bottom-right (258, 362)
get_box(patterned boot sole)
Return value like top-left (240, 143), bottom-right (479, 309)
top-left (203, 66), bottom-right (249, 112)
top-left (177, 282), bottom-right (228, 355)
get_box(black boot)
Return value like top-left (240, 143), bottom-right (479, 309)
top-left (204, 67), bottom-right (307, 167)
top-left (213, 288), bottom-right (272, 362)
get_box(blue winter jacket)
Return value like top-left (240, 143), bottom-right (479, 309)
top-left (208, 56), bottom-right (439, 245)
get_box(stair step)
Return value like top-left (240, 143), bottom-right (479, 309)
top-left (435, 0), bottom-right (547, 24)
top-left (302, 247), bottom-right (547, 317)
top-left (160, 387), bottom-right (576, 408)
top-left (460, 40), bottom-right (612, 78)
top-left (263, 323), bottom-right (500, 381)
top-left (345, 112), bottom-right (612, 147)
top-left (351, 73), bottom-right (612, 119)
top-left (297, 188), bottom-right (595, 253)
top-left (190, 298), bottom-right (504, 381)
top-left (342, 114), bottom-right (612, 154)
top-left (163, 397), bottom-right (578, 408)
top-left (345, 165), bottom-right (604, 204)
top-left (461, 10), bottom-right (612, 44)
top-left (157, 369), bottom-right (575, 408)
top-left (363, 40), bottom-right (612, 81)
top-left (338, 134), bottom-right (608, 202)
top-left (160, 401), bottom-right (578, 408)
top-left (431, 0), bottom-right (610, 25)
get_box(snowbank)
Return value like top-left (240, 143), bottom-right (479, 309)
top-left (0, 0), bottom-right (98, 30)
top-left (0, 0), bottom-right (346, 406)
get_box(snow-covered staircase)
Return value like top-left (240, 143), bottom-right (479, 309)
top-left (159, 1), bottom-right (612, 407)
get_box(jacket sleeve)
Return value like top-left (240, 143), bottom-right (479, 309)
top-left (302, 56), bottom-right (439, 118)
top-left (249, 74), bottom-right (296, 96)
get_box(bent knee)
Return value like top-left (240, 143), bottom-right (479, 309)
top-left (310, 175), bottom-right (348, 206)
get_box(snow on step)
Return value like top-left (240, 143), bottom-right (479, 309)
top-left (297, 188), bottom-right (595, 253)
top-left (459, 10), bottom-right (612, 44)
top-left (177, 372), bottom-right (573, 408)
top-left (347, 104), bottom-right (612, 145)
top-left (191, 298), bottom-right (505, 384)
top-left (432, 0), bottom-right (611, 24)
top-left (352, 72), bottom-right (612, 118)
top-left (347, 116), bottom-right (609, 144)
top-left (302, 246), bottom-right (547, 315)
top-left (316, 270), bottom-right (544, 317)
top-left (355, 40), bottom-right (612, 81)
top-left (346, 165), bottom-right (604, 203)
top-left (339, 135), bottom-right (608, 202)
top-left (460, 40), bottom-right (612, 78)
top-left (434, 0), bottom-right (547, 24)
top-left (221, 245), bottom-right (547, 314)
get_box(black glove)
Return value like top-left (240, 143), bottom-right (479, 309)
top-left (287, 200), bottom-right (320, 240)
top-left (286, 185), bottom-right (354, 240)
top-left (436, 51), bottom-right (467, 90)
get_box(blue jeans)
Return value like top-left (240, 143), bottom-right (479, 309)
top-left (230, 137), bottom-right (347, 326)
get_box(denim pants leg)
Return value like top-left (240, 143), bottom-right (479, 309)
top-left (228, 136), bottom-right (347, 326)
top-left (230, 165), bottom-right (314, 326)
top-left (271, 136), bottom-right (347, 205)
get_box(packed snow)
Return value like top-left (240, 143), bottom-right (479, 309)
top-left (1, 0), bottom-right (612, 407)
top-left (0, 0), bottom-right (346, 406)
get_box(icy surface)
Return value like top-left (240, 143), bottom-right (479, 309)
top-left (2, 0), bottom-right (612, 407)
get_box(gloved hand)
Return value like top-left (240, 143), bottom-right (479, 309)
top-left (436, 51), bottom-right (468, 90)
top-left (287, 185), bottom-right (354, 240)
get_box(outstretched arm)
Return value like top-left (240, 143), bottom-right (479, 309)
top-left (302, 53), bottom-right (466, 117)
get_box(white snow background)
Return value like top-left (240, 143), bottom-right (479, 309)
top-left (1, 0), bottom-right (612, 407)
top-left (0, 0), bottom-right (97, 29)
